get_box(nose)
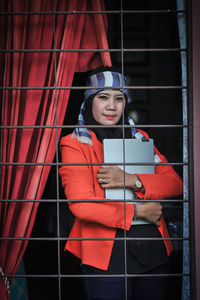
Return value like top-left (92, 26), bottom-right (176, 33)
top-left (106, 96), bottom-right (116, 110)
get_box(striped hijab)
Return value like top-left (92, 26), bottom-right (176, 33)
top-left (72, 69), bottom-right (160, 163)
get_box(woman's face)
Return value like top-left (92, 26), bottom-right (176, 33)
top-left (92, 89), bottom-right (126, 125)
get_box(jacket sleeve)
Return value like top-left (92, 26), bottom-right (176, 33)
top-left (136, 131), bottom-right (183, 200)
top-left (59, 136), bottom-right (134, 230)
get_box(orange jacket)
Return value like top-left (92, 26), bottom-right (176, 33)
top-left (59, 130), bottom-right (183, 271)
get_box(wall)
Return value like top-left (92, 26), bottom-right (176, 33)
top-left (192, 0), bottom-right (200, 299)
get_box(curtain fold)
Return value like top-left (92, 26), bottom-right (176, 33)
top-left (0, 1), bottom-right (111, 299)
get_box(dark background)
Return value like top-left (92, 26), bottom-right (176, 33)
top-left (24, 0), bottom-right (183, 299)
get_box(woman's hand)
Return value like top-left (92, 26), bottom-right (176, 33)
top-left (97, 166), bottom-right (161, 225)
top-left (136, 202), bottom-right (162, 226)
top-left (97, 166), bottom-right (146, 192)
top-left (97, 166), bottom-right (136, 189)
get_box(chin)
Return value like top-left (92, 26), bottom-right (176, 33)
top-left (102, 121), bottom-right (118, 126)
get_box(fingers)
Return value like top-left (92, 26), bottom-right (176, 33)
top-left (97, 167), bottom-right (111, 184)
top-left (155, 215), bottom-right (161, 226)
top-left (97, 177), bottom-right (113, 189)
top-left (155, 220), bottom-right (161, 227)
top-left (153, 207), bottom-right (162, 226)
top-left (98, 178), bottom-right (106, 183)
top-left (140, 202), bottom-right (162, 226)
top-left (150, 216), bottom-right (161, 226)
top-left (153, 214), bottom-right (161, 226)
top-left (97, 171), bottom-right (108, 185)
top-left (98, 165), bottom-right (112, 174)
top-left (97, 171), bottom-right (107, 179)
top-left (97, 166), bottom-right (118, 187)
top-left (98, 177), bottom-right (107, 185)
top-left (97, 167), bottom-right (107, 174)
top-left (97, 173), bottom-right (109, 187)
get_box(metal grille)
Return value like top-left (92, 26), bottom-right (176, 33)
top-left (0, 1), bottom-right (193, 300)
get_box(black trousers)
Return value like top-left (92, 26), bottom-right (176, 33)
top-left (81, 225), bottom-right (170, 300)
top-left (82, 262), bottom-right (170, 300)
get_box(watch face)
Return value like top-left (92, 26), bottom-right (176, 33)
top-left (136, 179), bottom-right (142, 189)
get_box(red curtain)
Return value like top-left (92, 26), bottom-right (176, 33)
top-left (0, 0), bottom-right (111, 299)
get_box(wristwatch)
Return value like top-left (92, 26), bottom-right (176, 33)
top-left (134, 176), bottom-right (143, 190)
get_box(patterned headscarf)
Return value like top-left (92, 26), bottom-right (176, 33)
top-left (72, 68), bottom-right (161, 163)
top-left (84, 70), bottom-right (128, 101)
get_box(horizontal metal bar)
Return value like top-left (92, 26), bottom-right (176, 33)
top-left (0, 124), bottom-right (187, 129)
top-left (0, 10), bottom-right (186, 16)
top-left (0, 48), bottom-right (186, 53)
top-left (0, 273), bottom-right (188, 279)
top-left (0, 162), bottom-right (187, 166)
top-left (0, 237), bottom-right (188, 241)
top-left (0, 199), bottom-right (187, 203)
top-left (0, 85), bottom-right (187, 90)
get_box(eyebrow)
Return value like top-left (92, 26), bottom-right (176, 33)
top-left (97, 91), bottom-right (124, 96)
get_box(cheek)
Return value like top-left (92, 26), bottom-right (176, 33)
top-left (92, 101), bottom-right (103, 121)
top-left (118, 102), bottom-right (125, 116)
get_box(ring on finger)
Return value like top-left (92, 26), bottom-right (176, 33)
top-left (101, 178), bottom-right (106, 183)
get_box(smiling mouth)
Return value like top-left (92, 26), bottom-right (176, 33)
top-left (104, 114), bottom-right (116, 119)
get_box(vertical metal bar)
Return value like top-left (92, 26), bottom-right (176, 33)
top-left (53, 0), bottom-right (61, 299)
top-left (176, 0), bottom-right (190, 299)
top-left (120, 1), bottom-right (128, 299)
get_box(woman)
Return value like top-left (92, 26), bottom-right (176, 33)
top-left (59, 67), bottom-right (183, 300)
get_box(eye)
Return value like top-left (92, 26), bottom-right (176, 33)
top-left (115, 96), bottom-right (124, 102)
top-left (98, 94), bottom-right (108, 100)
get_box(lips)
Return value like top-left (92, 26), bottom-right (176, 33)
top-left (104, 114), bottom-right (116, 120)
